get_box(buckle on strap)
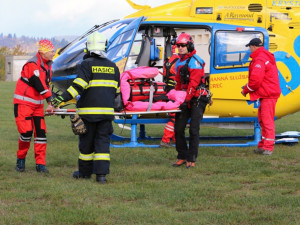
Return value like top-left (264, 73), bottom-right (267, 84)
top-left (20, 77), bottom-right (32, 86)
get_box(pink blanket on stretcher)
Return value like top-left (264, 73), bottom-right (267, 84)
top-left (120, 67), bottom-right (186, 111)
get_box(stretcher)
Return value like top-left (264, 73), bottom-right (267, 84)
top-left (46, 109), bottom-right (299, 148)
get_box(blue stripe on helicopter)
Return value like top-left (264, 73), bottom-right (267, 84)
top-left (52, 75), bottom-right (77, 81)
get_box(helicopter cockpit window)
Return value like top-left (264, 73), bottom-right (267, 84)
top-left (214, 31), bottom-right (263, 69)
top-left (63, 20), bottom-right (132, 56)
top-left (106, 29), bottom-right (136, 61)
top-left (124, 32), bottom-right (143, 70)
top-left (107, 29), bottom-right (135, 50)
top-left (56, 19), bottom-right (133, 64)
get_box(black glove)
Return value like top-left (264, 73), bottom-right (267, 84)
top-left (70, 114), bottom-right (87, 135)
top-left (51, 95), bottom-right (64, 108)
top-left (179, 102), bottom-right (188, 111)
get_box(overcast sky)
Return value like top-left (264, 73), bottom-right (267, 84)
top-left (0, 0), bottom-right (176, 38)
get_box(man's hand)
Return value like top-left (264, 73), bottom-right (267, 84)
top-left (241, 90), bottom-right (246, 97)
top-left (51, 96), bottom-right (64, 108)
top-left (45, 104), bottom-right (54, 114)
top-left (179, 102), bottom-right (188, 111)
top-left (241, 85), bottom-right (247, 97)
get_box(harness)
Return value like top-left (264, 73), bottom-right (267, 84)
top-left (179, 56), bottom-right (206, 87)
top-left (179, 56), bottom-right (212, 105)
top-left (164, 57), bottom-right (178, 87)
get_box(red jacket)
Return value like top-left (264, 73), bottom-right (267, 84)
top-left (14, 52), bottom-right (53, 106)
top-left (175, 50), bottom-right (206, 102)
top-left (243, 47), bottom-right (281, 101)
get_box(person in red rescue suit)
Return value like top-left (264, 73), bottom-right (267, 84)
top-left (242, 38), bottom-right (281, 156)
top-left (160, 47), bottom-right (179, 148)
top-left (172, 32), bottom-right (210, 168)
top-left (14, 39), bottom-right (55, 173)
top-left (51, 32), bottom-right (120, 184)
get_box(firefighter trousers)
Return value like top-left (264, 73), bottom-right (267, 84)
top-left (78, 119), bottom-right (113, 176)
top-left (175, 99), bottom-right (207, 162)
top-left (14, 104), bottom-right (47, 165)
top-left (257, 98), bottom-right (278, 151)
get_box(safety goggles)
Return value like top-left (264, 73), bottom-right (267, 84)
top-left (176, 44), bottom-right (187, 48)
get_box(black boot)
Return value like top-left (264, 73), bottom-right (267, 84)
top-left (72, 171), bottom-right (91, 179)
top-left (36, 164), bottom-right (49, 173)
top-left (96, 175), bottom-right (107, 184)
top-left (16, 158), bottom-right (25, 172)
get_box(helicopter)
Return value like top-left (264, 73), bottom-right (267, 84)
top-left (51, 0), bottom-right (300, 120)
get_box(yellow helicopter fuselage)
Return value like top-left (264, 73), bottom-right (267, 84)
top-left (52, 0), bottom-right (300, 119)
top-left (123, 0), bottom-right (300, 118)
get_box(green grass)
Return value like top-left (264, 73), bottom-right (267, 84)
top-left (0, 81), bottom-right (299, 225)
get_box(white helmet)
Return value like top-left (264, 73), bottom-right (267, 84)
top-left (86, 32), bottom-right (107, 57)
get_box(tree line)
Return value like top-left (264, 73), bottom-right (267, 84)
top-left (0, 34), bottom-right (72, 80)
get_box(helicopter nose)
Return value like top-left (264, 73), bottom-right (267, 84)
top-left (52, 50), bottom-right (85, 92)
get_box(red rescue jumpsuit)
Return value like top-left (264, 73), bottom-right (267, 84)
top-left (243, 47), bottom-right (281, 151)
top-left (13, 53), bottom-right (53, 165)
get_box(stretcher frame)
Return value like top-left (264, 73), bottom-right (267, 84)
top-left (46, 109), bottom-right (299, 148)
top-left (111, 112), bottom-right (262, 148)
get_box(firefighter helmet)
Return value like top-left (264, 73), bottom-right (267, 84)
top-left (86, 32), bottom-right (107, 56)
top-left (176, 32), bottom-right (194, 52)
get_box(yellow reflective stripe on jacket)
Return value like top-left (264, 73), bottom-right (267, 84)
top-left (67, 86), bottom-right (79, 98)
top-left (116, 87), bottom-right (120, 93)
top-left (94, 153), bottom-right (110, 161)
top-left (77, 107), bottom-right (114, 115)
top-left (74, 78), bottom-right (88, 89)
top-left (79, 153), bottom-right (94, 161)
top-left (88, 80), bottom-right (118, 88)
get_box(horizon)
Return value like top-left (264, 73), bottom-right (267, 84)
top-left (0, 0), bottom-right (176, 38)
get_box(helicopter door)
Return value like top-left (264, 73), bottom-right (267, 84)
top-left (211, 28), bottom-right (268, 100)
top-left (106, 16), bottom-right (144, 73)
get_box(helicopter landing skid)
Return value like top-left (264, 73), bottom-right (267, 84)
top-left (111, 116), bottom-right (264, 148)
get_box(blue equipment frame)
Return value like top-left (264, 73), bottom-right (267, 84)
top-left (111, 115), bottom-right (261, 148)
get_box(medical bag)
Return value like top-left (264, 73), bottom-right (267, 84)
top-left (127, 74), bottom-right (166, 102)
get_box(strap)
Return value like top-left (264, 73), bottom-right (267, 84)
top-left (127, 71), bottom-right (137, 86)
top-left (147, 84), bottom-right (155, 111)
top-left (20, 76), bottom-right (33, 87)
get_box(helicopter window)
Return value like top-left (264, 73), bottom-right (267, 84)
top-left (106, 28), bottom-right (137, 62)
top-left (60, 19), bottom-right (133, 57)
top-left (108, 29), bottom-right (135, 50)
top-left (129, 40), bottom-right (142, 56)
top-left (102, 22), bottom-right (129, 41)
top-left (124, 37), bottom-right (143, 70)
top-left (214, 31), bottom-right (263, 69)
top-left (107, 42), bottom-right (130, 61)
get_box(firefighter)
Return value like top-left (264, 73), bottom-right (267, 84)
top-left (51, 32), bottom-right (120, 184)
top-left (160, 45), bottom-right (179, 148)
top-left (14, 39), bottom-right (55, 173)
top-left (173, 32), bottom-right (210, 168)
top-left (242, 38), bottom-right (281, 155)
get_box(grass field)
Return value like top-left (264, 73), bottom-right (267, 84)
top-left (0, 81), bottom-right (299, 225)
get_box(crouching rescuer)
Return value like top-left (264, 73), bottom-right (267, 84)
top-left (173, 32), bottom-right (212, 168)
top-left (51, 32), bottom-right (120, 184)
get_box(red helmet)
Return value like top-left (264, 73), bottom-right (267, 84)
top-left (176, 32), bottom-right (193, 44)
